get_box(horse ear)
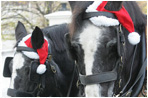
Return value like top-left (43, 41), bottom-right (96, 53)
top-left (31, 26), bottom-right (44, 50)
top-left (64, 33), bottom-right (77, 61)
top-left (69, 1), bottom-right (76, 12)
top-left (15, 21), bottom-right (27, 41)
top-left (105, 1), bottom-right (123, 11)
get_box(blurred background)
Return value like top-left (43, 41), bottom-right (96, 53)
top-left (1, 1), bottom-right (147, 46)
top-left (0, 1), bottom-right (147, 97)
top-left (1, 1), bottom-right (71, 51)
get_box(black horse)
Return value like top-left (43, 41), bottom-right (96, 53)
top-left (65, 1), bottom-right (147, 97)
top-left (3, 21), bottom-right (78, 97)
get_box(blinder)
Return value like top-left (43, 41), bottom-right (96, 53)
top-left (3, 57), bottom-right (13, 77)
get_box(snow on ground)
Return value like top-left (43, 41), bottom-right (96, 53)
top-left (0, 40), bottom-right (16, 97)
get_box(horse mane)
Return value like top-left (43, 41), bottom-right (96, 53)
top-left (69, 1), bottom-right (146, 38)
top-left (42, 23), bottom-right (69, 52)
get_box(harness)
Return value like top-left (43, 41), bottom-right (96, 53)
top-left (76, 12), bottom-right (147, 97)
top-left (6, 39), bottom-right (61, 97)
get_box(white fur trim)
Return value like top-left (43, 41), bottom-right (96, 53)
top-left (18, 34), bottom-right (39, 59)
top-left (86, 1), bottom-right (102, 12)
top-left (36, 64), bottom-right (46, 74)
top-left (128, 32), bottom-right (140, 45)
top-left (89, 16), bottom-right (119, 26)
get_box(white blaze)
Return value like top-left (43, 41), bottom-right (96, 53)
top-left (10, 53), bottom-right (25, 89)
top-left (79, 23), bottom-right (103, 97)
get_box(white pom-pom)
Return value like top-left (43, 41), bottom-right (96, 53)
top-left (128, 32), bottom-right (140, 45)
top-left (36, 64), bottom-right (46, 74)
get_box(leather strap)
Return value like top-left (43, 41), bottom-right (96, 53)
top-left (83, 12), bottom-right (117, 20)
top-left (79, 71), bottom-right (117, 85)
top-left (121, 59), bottom-right (147, 97)
top-left (120, 31), bottom-right (147, 97)
top-left (117, 25), bottom-right (125, 57)
top-left (17, 46), bottom-right (36, 52)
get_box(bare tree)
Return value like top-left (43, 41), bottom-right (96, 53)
top-left (1, 1), bottom-right (63, 34)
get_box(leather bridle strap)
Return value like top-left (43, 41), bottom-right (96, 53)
top-left (83, 12), bottom-right (117, 20)
top-left (79, 59), bottom-right (120, 85)
top-left (17, 46), bottom-right (36, 52)
top-left (79, 71), bottom-right (117, 85)
top-left (119, 31), bottom-right (147, 97)
top-left (120, 59), bottom-right (147, 97)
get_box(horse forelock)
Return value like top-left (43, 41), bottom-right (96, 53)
top-left (69, 1), bottom-right (93, 39)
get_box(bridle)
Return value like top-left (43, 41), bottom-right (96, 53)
top-left (7, 39), bottom-right (61, 97)
top-left (75, 12), bottom-right (147, 97)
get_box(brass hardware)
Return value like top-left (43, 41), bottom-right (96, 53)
top-left (121, 56), bottom-right (123, 63)
top-left (38, 84), bottom-right (41, 89)
top-left (76, 80), bottom-right (80, 88)
top-left (125, 91), bottom-right (131, 97)
top-left (122, 42), bottom-right (125, 46)
top-left (119, 79), bottom-right (122, 88)
top-left (115, 94), bottom-right (120, 97)
top-left (48, 55), bottom-right (52, 61)
top-left (51, 65), bottom-right (56, 73)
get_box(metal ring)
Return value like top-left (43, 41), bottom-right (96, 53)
top-left (48, 55), bottom-right (52, 62)
top-left (121, 56), bottom-right (123, 63)
top-left (51, 65), bottom-right (56, 73)
top-left (119, 79), bottom-right (122, 88)
top-left (76, 80), bottom-right (80, 88)
top-left (122, 42), bottom-right (125, 46)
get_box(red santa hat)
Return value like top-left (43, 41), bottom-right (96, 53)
top-left (18, 34), bottom-right (48, 74)
top-left (86, 1), bottom-right (140, 45)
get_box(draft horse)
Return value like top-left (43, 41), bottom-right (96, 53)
top-left (65, 1), bottom-right (147, 97)
top-left (3, 21), bottom-right (78, 97)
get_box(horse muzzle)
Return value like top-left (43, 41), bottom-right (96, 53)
top-left (7, 88), bottom-right (34, 97)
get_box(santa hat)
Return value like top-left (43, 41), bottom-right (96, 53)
top-left (18, 34), bottom-right (48, 74)
top-left (86, 1), bottom-right (140, 45)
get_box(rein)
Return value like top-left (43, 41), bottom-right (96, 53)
top-left (76, 12), bottom-right (147, 97)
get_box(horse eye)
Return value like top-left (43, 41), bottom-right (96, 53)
top-left (106, 39), bottom-right (117, 48)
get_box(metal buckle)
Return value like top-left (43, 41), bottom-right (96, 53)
top-left (76, 80), bottom-right (80, 88)
top-left (48, 55), bottom-right (52, 62)
top-left (113, 93), bottom-right (120, 97)
top-left (51, 65), bottom-right (56, 73)
top-left (125, 91), bottom-right (131, 97)
top-left (121, 56), bottom-right (123, 63)
top-left (119, 79), bottom-right (122, 88)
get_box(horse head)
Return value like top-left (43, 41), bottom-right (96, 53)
top-left (66, 1), bottom-right (146, 97)
top-left (6, 21), bottom-right (66, 97)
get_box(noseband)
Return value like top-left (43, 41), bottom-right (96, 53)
top-left (76, 12), bottom-right (147, 97)
top-left (7, 40), bottom-right (60, 97)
